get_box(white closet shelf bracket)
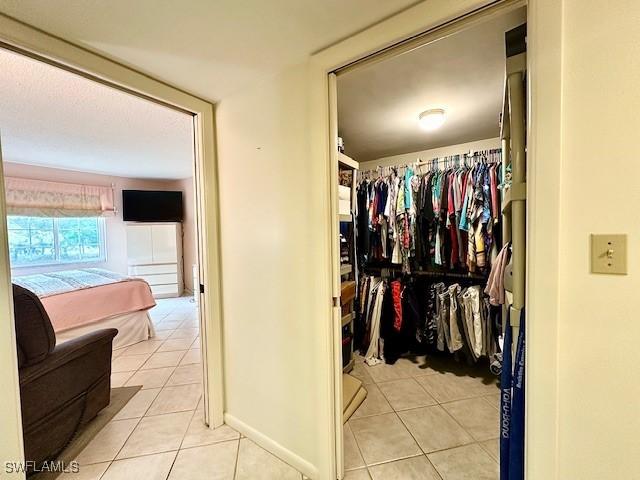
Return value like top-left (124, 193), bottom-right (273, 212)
top-left (338, 152), bottom-right (358, 170)
top-left (501, 181), bottom-right (526, 215)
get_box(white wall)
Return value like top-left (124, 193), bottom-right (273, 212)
top-left (216, 64), bottom-right (330, 477)
top-left (359, 137), bottom-right (501, 170)
top-left (525, 0), bottom-right (562, 476)
top-left (170, 177), bottom-right (197, 292)
top-left (557, 1), bottom-right (640, 478)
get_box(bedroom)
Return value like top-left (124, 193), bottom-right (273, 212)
top-left (0, 45), bottom-right (210, 476)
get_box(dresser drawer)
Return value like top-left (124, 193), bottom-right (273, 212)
top-left (128, 263), bottom-right (178, 276)
top-left (138, 273), bottom-right (178, 286)
top-left (151, 284), bottom-right (180, 298)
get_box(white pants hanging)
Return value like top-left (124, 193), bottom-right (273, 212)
top-left (463, 286), bottom-right (484, 358)
top-left (365, 282), bottom-right (386, 366)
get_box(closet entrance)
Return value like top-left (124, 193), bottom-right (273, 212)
top-left (330, 3), bottom-right (527, 479)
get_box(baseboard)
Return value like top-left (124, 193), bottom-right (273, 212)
top-left (224, 413), bottom-right (319, 479)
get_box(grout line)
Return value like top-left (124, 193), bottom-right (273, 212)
top-left (391, 401), bottom-right (487, 477)
top-left (113, 447), bottom-right (180, 462)
top-left (97, 463), bottom-right (110, 480)
top-left (426, 441), bottom-right (497, 457)
top-left (435, 402), bottom-right (477, 445)
top-left (232, 437), bottom-right (241, 480)
top-left (412, 375), bottom-right (441, 400)
top-left (102, 414), bottom-right (145, 465)
top-left (355, 355), bottom-right (498, 477)
top-left (99, 297), bottom-right (201, 474)
top-left (422, 453), bottom-right (445, 480)
top-left (476, 438), bottom-right (500, 464)
top-left (364, 452), bottom-right (424, 468)
top-left (438, 396), bottom-right (500, 444)
top-left (144, 406), bottom-right (201, 419)
top-left (114, 386), bottom-right (162, 421)
top-left (353, 408), bottom-right (425, 469)
top-left (394, 408), bottom-right (431, 458)
top-left (177, 397), bottom-right (201, 451)
top-left (350, 409), bottom-right (395, 421)
top-left (433, 392), bottom-right (495, 406)
top-left (165, 450), bottom-right (180, 480)
top-left (344, 422), bottom-right (368, 474)
top-left (177, 437), bottom-right (238, 452)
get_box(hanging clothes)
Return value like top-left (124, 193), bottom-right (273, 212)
top-left (355, 150), bottom-right (502, 275)
top-left (381, 279), bottom-right (420, 364)
top-left (353, 150), bottom-right (504, 374)
top-left (364, 279), bottom-right (386, 366)
top-left (417, 281), bottom-right (439, 351)
top-left (391, 280), bottom-right (403, 332)
top-left (485, 242), bottom-right (512, 306)
top-left (357, 274), bottom-right (500, 370)
top-left (448, 284), bottom-right (464, 352)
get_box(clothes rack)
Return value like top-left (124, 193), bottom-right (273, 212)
top-left (356, 268), bottom-right (500, 368)
top-left (363, 265), bottom-right (486, 281)
top-left (358, 148), bottom-right (503, 180)
top-left (356, 148), bottom-right (503, 275)
top-left (353, 145), bottom-right (504, 374)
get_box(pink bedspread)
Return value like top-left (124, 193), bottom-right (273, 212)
top-left (41, 279), bottom-right (156, 332)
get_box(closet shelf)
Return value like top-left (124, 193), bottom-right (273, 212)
top-left (501, 181), bottom-right (526, 215)
top-left (340, 264), bottom-right (353, 276)
top-left (363, 265), bottom-right (487, 281)
top-left (502, 189), bottom-right (512, 214)
top-left (339, 213), bottom-right (352, 223)
top-left (343, 373), bottom-right (367, 423)
top-left (338, 152), bottom-right (358, 170)
top-left (343, 358), bottom-right (355, 373)
top-left (341, 312), bottom-right (355, 327)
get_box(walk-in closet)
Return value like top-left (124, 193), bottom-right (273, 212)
top-left (333, 4), bottom-right (527, 479)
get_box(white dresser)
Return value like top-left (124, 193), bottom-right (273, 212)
top-left (126, 222), bottom-right (183, 298)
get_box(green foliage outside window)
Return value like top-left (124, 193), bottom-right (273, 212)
top-left (7, 216), bottom-right (105, 266)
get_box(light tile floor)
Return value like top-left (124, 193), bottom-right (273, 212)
top-left (67, 296), bottom-right (305, 480)
top-left (71, 297), bottom-right (499, 479)
top-left (346, 353), bottom-right (500, 480)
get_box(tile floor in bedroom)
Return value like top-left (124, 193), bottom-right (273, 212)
top-left (66, 296), bottom-right (306, 480)
top-left (344, 353), bottom-right (500, 480)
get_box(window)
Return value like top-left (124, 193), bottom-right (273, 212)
top-left (7, 216), bottom-right (106, 267)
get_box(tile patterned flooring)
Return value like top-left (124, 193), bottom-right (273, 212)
top-left (67, 296), bottom-right (305, 480)
top-left (345, 354), bottom-right (500, 480)
top-left (69, 296), bottom-right (499, 479)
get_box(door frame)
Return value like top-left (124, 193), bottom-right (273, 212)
top-left (0, 13), bottom-right (225, 474)
top-left (309, 0), bottom-right (562, 478)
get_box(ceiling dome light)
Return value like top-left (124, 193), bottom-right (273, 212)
top-left (418, 108), bottom-right (446, 131)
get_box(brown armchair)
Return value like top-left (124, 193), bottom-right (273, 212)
top-left (12, 284), bottom-right (117, 473)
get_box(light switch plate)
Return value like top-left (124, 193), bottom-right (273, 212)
top-left (591, 234), bottom-right (627, 275)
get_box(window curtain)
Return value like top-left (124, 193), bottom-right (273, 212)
top-left (4, 177), bottom-right (116, 217)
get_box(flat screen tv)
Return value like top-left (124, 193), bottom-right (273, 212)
top-left (122, 190), bottom-right (183, 222)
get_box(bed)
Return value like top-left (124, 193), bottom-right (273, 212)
top-left (13, 268), bottom-right (156, 349)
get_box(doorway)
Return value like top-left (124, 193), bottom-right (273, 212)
top-left (328, 2), bottom-right (527, 478)
top-left (0, 19), bottom-right (224, 477)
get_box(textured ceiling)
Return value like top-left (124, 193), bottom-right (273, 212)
top-left (0, 0), bottom-right (420, 102)
top-left (0, 48), bottom-right (194, 179)
top-left (337, 8), bottom-right (526, 162)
